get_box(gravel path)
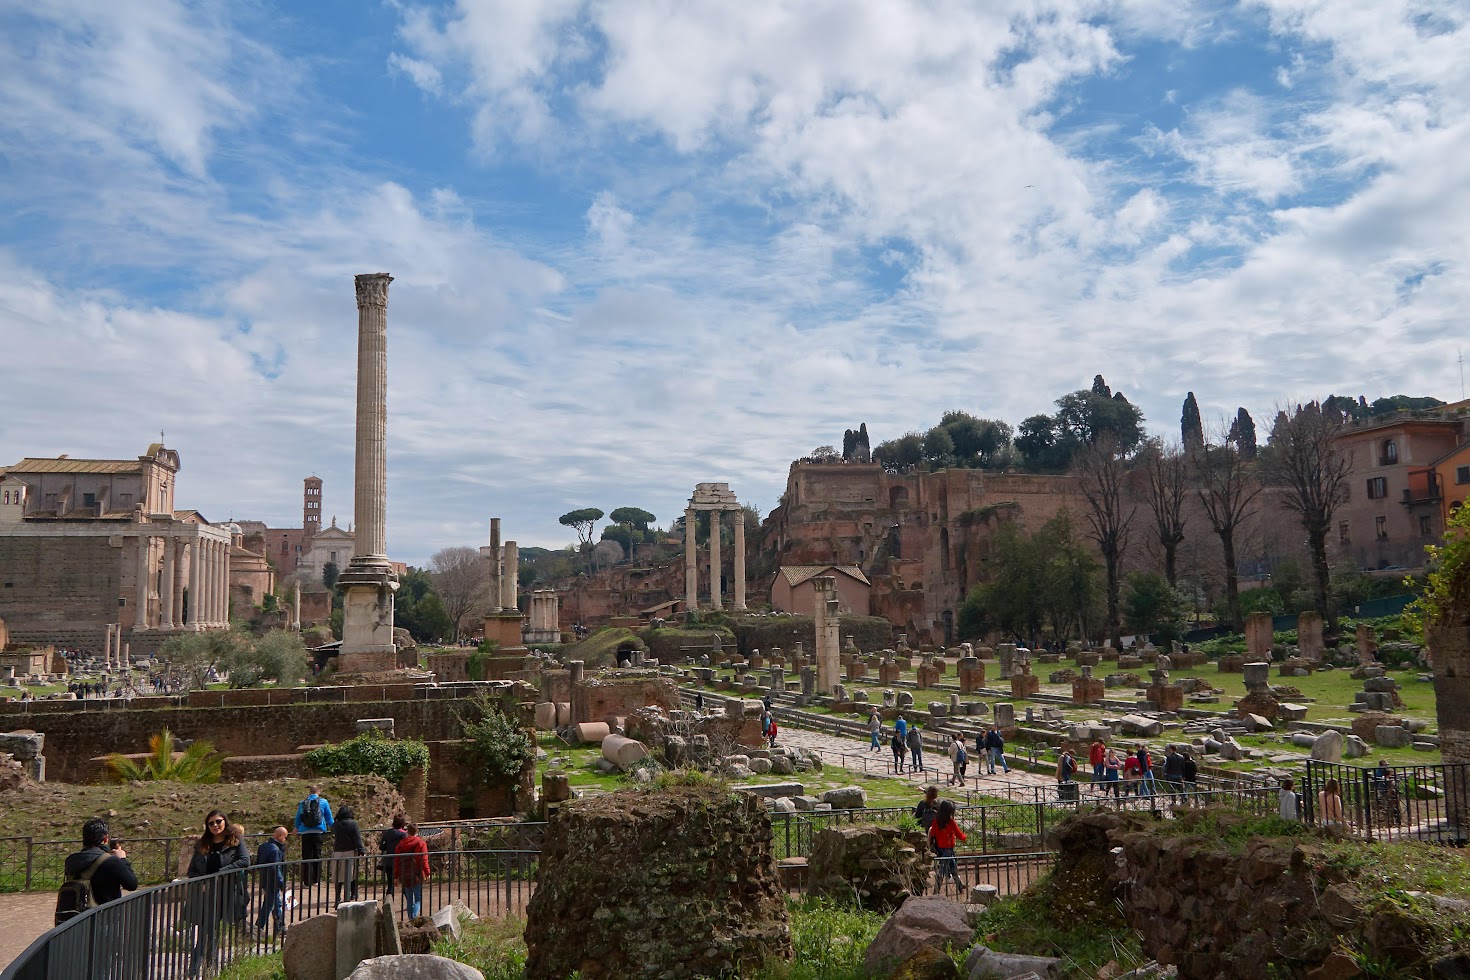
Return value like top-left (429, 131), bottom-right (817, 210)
top-left (0, 893), bottom-right (63, 971)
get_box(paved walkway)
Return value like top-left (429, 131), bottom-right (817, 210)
top-left (0, 893), bottom-right (62, 971)
top-left (768, 720), bottom-right (1061, 802)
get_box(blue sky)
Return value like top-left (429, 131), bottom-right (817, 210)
top-left (1, 0), bottom-right (1467, 563)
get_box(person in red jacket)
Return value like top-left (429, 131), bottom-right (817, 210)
top-left (1089, 739), bottom-right (1108, 794)
top-left (927, 799), bottom-right (967, 893)
top-left (394, 823), bottom-right (430, 919)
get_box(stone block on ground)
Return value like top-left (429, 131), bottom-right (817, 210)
top-left (1376, 726), bottom-right (1413, 748)
top-left (284, 912), bottom-right (338, 980)
top-left (347, 955), bottom-right (485, 979)
top-left (602, 733), bottom-right (649, 770)
top-left (963, 943), bottom-right (1062, 979)
top-left (573, 722), bottom-right (611, 745)
top-left (431, 905), bottom-right (462, 941)
top-left (336, 901), bottom-right (380, 980)
top-left (809, 825), bottom-right (931, 912)
top-left (821, 785), bottom-right (868, 809)
top-left (1310, 731), bottom-right (1343, 763)
top-left (864, 895), bottom-right (973, 977)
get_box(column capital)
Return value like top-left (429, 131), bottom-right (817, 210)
top-left (354, 272), bottom-right (393, 309)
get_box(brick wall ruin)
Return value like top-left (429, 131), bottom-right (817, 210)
top-left (0, 536), bottom-right (122, 651)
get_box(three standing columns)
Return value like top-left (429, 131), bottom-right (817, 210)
top-left (682, 507), bottom-right (747, 612)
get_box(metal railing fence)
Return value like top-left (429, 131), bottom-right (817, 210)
top-left (1303, 760), bottom-right (1469, 844)
top-left (1, 849), bottom-right (538, 980)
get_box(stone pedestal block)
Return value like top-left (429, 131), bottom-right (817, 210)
top-left (916, 664), bottom-right (941, 689)
top-left (957, 658), bottom-right (986, 694)
top-left (1147, 685), bottom-right (1184, 712)
top-left (1009, 674), bottom-right (1039, 699)
top-left (1071, 677), bottom-right (1105, 705)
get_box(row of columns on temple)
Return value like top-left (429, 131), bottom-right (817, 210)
top-left (134, 529), bottom-right (233, 632)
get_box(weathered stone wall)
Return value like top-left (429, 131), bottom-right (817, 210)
top-left (524, 785), bottom-right (790, 979)
top-left (1431, 618), bottom-right (1470, 829)
top-left (9, 686), bottom-right (533, 783)
top-left (572, 671), bottom-right (680, 725)
top-left (1051, 810), bottom-right (1470, 979)
top-left (219, 753), bottom-right (312, 782)
top-left (0, 536), bottom-right (121, 651)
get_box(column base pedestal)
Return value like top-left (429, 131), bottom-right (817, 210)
top-left (337, 561), bottom-right (399, 674)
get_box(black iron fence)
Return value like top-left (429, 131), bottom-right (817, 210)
top-left (1303, 760), bottom-right (1469, 844)
top-left (0, 821), bottom-right (551, 893)
top-left (1, 849), bottom-right (538, 980)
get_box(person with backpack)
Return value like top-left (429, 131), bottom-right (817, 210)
top-left (394, 822), bottom-right (431, 919)
top-left (57, 818), bottom-right (137, 925)
top-left (1056, 748), bottom-right (1077, 784)
top-left (906, 724), bottom-right (924, 773)
top-left (185, 810), bottom-right (250, 978)
top-left (927, 799), bottom-right (968, 893)
top-left (767, 720), bottom-right (779, 748)
top-left (294, 784), bottom-right (334, 888)
top-left (253, 827), bottom-right (289, 939)
top-left (890, 730), bottom-right (906, 773)
top-left (947, 733), bottom-right (968, 787)
top-left (378, 814), bottom-right (408, 901)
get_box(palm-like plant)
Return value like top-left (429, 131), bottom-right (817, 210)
top-left (104, 727), bottom-right (223, 784)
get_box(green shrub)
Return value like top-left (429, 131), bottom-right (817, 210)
top-left (458, 692), bottom-right (534, 788)
top-left (304, 730), bottom-right (429, 785)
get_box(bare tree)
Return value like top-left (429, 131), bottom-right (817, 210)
top-left (1074, 436), bottom-right (1136, 648)
top-left (1261, 401), bottom-right (1354, 627)
top-left (1194, 431), bottom-right (1261, 631)
top-left (428, 546), bottom-right (490, 642)
top-left (1139, 439), bottom-right (1189, 586)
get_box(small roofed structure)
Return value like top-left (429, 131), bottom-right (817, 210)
top-left (771, 564), bottom-right (871, 617)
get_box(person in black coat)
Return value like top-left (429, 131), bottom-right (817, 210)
top-left (378, 814), bottom-right (408, 899)
top-left (62, 818), bottom-right (138, 910)
top-left (185, 810), bottom-right (250, 978)
top-left (332, 806), bottom-right (366, 905)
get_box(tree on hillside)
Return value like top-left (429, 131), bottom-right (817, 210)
top-left (1195, 434), bottom-right (1261, 631)
top-left (608, 507), bottom-right (657, 560)
top-left (1228, 407), bottom-right (1258, 460)
top-left (1123, 572), bottom-right (1189, 644)
top-left (322, 561), bottom-right (340, 590)
top-left (841, 424), bottom-right (872, 462)
top-left (1074, 436), bottom-right (1135, 648)
top-left (873, 432), bottom-right (924, 470)
top-left (1181, 392), bottom-right (1204, 454)
top-left (808, 445), bottom-right (842, 463)
top-left (396, 569), bottom-right (453, 642)
top-left (958, 510), bottom-right (1098, 644)
top-left (559, 508), bottom-right (605, 569)
top-left (1016, 415), bottom-right (1068, 471)
top-left (1260, 401), bottom-right (1354, 627)
top-left (922, 425), bottom-right (955, 466)
top-left (937, 411), bottom-right (1014, 468)
top-left (1054, 382), bottom-right (1144, 453)
top-left (428, 545), bottom-right (489, 641)
top-left (1139, 440), bottom-right (1189, 586)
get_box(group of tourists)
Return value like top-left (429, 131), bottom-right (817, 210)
top-left (914, 786), bottom-right (968, 892)
top-left (869, 712), bottom-right (1011, 784)
top-left (57, 787), bottom-right (432, 976)
top-left (1077, 739), bottom-right (1198, 799)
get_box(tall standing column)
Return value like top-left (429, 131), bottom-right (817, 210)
top-left (709, 511), bottom-right (722, 611)
top-left (174, 540), bottom-right (187, 627)
top-left (501, 541), bottom-right (519, 613)
top-left (187, 540), bottom-right (201, 627)
top-left (212, 540), bottom-right (225, 626)
top-left (486, 517), bottom-right (502, 612)
top-left (732, 508), bottom-right (747, 611)
top-left (353, 273), bottom-right (391, 561)
top-left (160, 535), bottom-right (176, 628)
top-left (204, 541), bottom-right (216, 626)
top-left (684, 507), bottom-right (698, 610)
top-left (134, 533), bottom-right (151, 631)
top-left (338, 273), bottom-right (400, 672)
top-left (103, 625), bottom-right (114, 670)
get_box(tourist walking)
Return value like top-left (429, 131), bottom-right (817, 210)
top-left (394, 823), bottom-right (431, 920)
top-left (1103, 748), bottom-right (1123, 799)
top-left (378, 815), bottom-right (408, 900)
top-left (895, 714), bottom-right (908, 745)
top-left (891, 730), bottom-right (907, 773)
top-left (185, 810), bottom-right (250, 978)
top-left (1180, 748), bottom-right (1197, 804)
top-left (1089, 739), bottom-right (1107, 793)
top-left (332, 806), bottom-right (366, 905)
top-left (1317, 778), bottom-right (1345, 829)
top-left (1056, 748), bottom-right (1076, 784)
top-left (253, 827), bottom-right (289, 938)
top-left (294, 785), bottom-right (334, 888)
top-left (947, 733), bottom-right (968, 787)
top-left (1136, 745), bottom-right (1156, 798)
top-left (984, 724), bottom-right (1009, 775)
top-left (1162, 745), bottom-right (1185, 797)
top-left (906, 725), bottom-right (924, 772)
top-left (1122, 750), bottom-right (1142, 797)
top-left (767, 719), bottom-right (779, 748)
top-left (869, 710), bottom-right (883, 752)
top-left (927, 800), bottom-right (967, 893)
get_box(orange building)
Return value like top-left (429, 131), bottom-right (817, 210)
top-left (771, 565), bottom-right (872, 616)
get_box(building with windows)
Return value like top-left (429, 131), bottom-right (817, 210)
top-left (1333, 410), bottom-right (1470, 570)
top-left (0, 444), bottom-right (234, 654)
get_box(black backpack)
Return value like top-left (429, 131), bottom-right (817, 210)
top-left (303, 796), bottom-right (323, 829)
top-left (54, 853), bottom-right (110, 925)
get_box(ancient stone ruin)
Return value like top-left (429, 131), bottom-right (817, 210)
top-left (523, 784), bottom-right (791, 979)
top-left (807, 823), bottom-right (932, 912)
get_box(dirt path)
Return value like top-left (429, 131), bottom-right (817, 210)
top-left (0, 893), bottom-right (63, 970)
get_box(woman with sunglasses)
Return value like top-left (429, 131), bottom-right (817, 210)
top-left (185, 810), bottom-right (251, 977)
